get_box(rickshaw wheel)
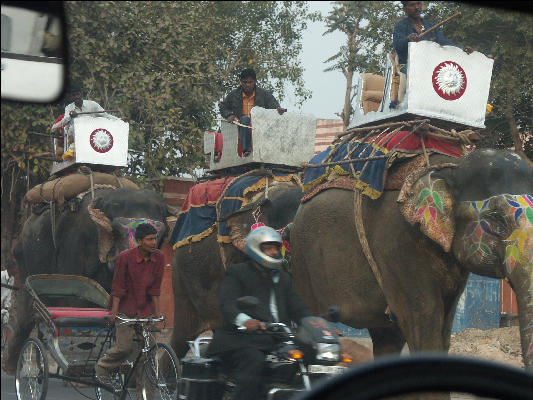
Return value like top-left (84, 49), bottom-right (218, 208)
top-left (141, 343), bottom-right (180, 400)
top-left (16, 338), bottom-right (49, 400)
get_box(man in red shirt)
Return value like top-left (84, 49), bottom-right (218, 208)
top-left (95, 223), bottom-right (163, 397)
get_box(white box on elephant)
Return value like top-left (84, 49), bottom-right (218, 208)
top-left (349, 41), bottom-right (494, 129)
top-left (51, 116), bottom-right (129, 174)
top-left (204, 106), bottom-right (317, 172)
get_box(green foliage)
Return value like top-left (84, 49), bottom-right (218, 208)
top-left (64, 1), bottom-right (315, 178)
top-left (1, 1), bottom-right (315, 182)
top-left (0, 1), bottom-right (316, 263)
top-left (323, 1), bottom-right (401, 123)
top-left (426, 2), bottom-right (532, 158)
top-left (325, 1), bottom-right (531, 159)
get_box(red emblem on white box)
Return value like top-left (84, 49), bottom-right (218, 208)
top-left (90, 128), bottom-right (114, 153)
top-left (432, 61), bottom-right (467, 100)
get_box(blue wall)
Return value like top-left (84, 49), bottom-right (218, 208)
top-left (333, 274), bottom-right (501, 338)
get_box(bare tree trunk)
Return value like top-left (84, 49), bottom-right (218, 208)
top-left (342, 69), bottom-right (354, 130)
top-left (504, 105), bottom-right (533, 168)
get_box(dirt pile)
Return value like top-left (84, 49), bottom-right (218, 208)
top-left (449, 326), bottom-right (523, 368)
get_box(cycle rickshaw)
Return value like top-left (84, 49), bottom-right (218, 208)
top-left (15, 274), bottom-right (179, 400)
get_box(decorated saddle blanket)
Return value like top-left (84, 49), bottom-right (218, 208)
top-left (170, 171), bottom-right (299, 249)
top-left (170, 177), bottom-right (235, 249)
top-left (302, 130), bottom-right (464, 201)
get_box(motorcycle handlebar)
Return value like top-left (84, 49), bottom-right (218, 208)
top-left (237, 322), bottom-right (292, 334)
top-left (115, 315), bottom-right (165, 324)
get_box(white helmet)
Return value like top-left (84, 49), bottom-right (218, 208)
top-left (244, 226), bottom-right (284, 270)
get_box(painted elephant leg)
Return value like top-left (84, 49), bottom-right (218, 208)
top-left (368, 327), bottom-right (405, 357)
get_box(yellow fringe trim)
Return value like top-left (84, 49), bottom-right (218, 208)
top-left (303, 141), bottom-right (389, 193)
top-left (173, 223), bottom-right (217, 250)
top-left (178, 200), bottom-right (220, 215)
top-left (175, 173), bottom-right (300, 249)
top-left (217, 234), bottom-right (232, 244)
top-left (354, 179), bottom-right (383, 200)
top-left (242, 174), bottom-right (299, 198)
top-left (302, 169), bottom-right (330, 192)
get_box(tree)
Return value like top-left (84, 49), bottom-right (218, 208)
top-left (323, 1), bottom-right (401, 130)
top-left (0, 1), bottom-right (316, 267)
top-left (421, 2), bottom-right (533, 164)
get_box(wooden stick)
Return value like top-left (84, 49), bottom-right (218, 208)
top-left (337, 119), bottom-right (429, 139)
top-left (303, 154), bottom-right (390, 168)
top-left (416, 12), bottom-right (461, 40)
top-left (72, 110), bottom-right (120, 115)
top-left (215, 118), bottom-right (254, 129)
top-left (28, 131), bottom-right (63, 139)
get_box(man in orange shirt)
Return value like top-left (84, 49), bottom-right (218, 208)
top-left (220, 68), bottom-right (286, 157)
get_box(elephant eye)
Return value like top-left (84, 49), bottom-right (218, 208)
top-left (481, 211), bottom-right (509, 238)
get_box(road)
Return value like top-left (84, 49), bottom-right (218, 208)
top-left (1, 371), bottom-right (137, 400)
top-left (2, 371), bottom-right (101, 400)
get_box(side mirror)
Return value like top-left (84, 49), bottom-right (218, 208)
top-left (1, 1), bottom-right (67, 103)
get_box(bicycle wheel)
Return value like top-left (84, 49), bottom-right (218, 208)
top-left (141, 343), bottom-right (180, 400)
top-left (16, 338), bottom-right (49, 400)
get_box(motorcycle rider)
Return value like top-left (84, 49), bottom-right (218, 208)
top-left (206, 225), bottom-right (312, 400)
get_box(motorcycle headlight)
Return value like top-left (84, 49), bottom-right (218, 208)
top-left (316, 343), bottom-right (341, 362)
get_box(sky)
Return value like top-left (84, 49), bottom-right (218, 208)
top-left (284, 1), bottom-right (347, 121)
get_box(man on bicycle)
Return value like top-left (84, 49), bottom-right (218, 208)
top-left (206, 225), bottom-right (312, 400)
top-left (95, 223), bottom-right (163, 399)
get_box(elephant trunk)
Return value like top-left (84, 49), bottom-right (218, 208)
top-left (509, 263), bottom-right (533, 369)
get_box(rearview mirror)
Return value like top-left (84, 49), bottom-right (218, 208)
top-left (1, 1), bottom-right (67, 103)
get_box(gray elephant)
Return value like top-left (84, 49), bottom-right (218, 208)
top-left (291, 149), bottom-right (533, 368)
top-left (3, 187), bottom-right (170, 374)
top-left (170, 179), bottom-right (303, 358)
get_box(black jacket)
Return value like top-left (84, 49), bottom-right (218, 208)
top-left (206, 260), bottom-right (311, 356)
top-left (219, 86), bottom-right (281, 119)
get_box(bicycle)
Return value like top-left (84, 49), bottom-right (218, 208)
top-left (14, 274), bottom-right (180, 400)
top-left (95, 315), bottom-right (180, 400)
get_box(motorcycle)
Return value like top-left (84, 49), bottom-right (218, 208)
top-left (179, 296), bottom-right (353, 400)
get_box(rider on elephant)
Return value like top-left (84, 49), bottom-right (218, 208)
top-left (51, 83), bottom-right (121, 159)
top-left (206, 226), bottom-right (311, 400)
top-left (393, 1), bottom-right (473, 73)
top-left (95, 223), bottom-right (163, 398)
top-left (219, 68), bottom-right (286, 157)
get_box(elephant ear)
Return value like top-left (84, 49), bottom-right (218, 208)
top-left (398, 171), bottom-right (455, 252)
top-left (88, 201), bottom-right (113, 263)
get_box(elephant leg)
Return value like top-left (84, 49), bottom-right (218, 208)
top-left (170, 281), bottom-right (206, 359)
top-left (368, 326), bottom-right (405, 357)
top-left (2, 287), bottom-right (34, 375)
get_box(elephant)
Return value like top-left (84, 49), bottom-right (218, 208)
top-left (170, 179), bottom-right (303, 358)
top-left (290, 149), bottom-right (533, 369)
top-left (3, 186), bottom-right (170, 374)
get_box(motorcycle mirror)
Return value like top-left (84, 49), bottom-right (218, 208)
top-left (323, 306), bottom-right (342, 323)
top-left (237, 296), bottom-right (260, 311)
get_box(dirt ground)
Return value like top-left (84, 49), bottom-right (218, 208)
top-left (342, 326), bottom-right (523, 369)
top-left (448, 326), bottom-right (523, 368)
